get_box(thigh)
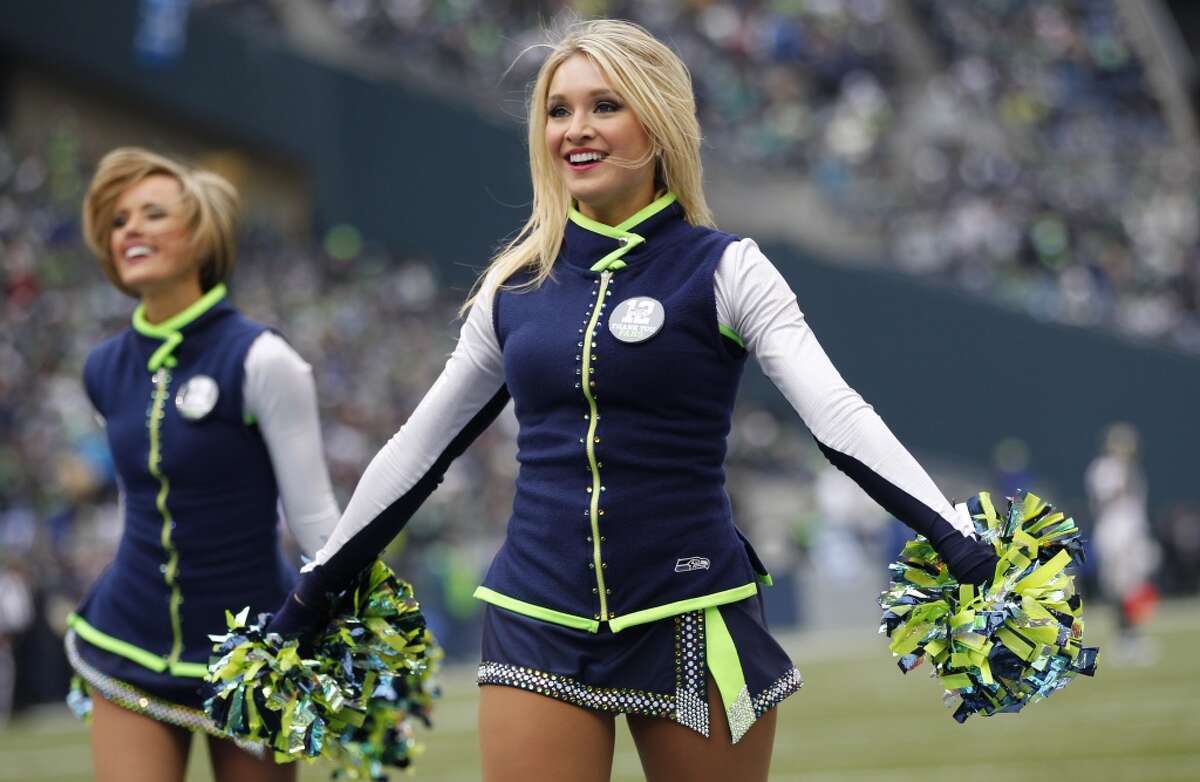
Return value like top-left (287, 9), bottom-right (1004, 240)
top-left (207, 734), bottom-right (296, 782)
top-left (478, 684), bottom-right (616, 782)
top-left (628, 675), bottom-right (777, 782)
top-left (89, 691), bottom-right (191, 782)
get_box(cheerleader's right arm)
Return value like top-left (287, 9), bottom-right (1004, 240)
top-left (269, 279), bottom-right (509, 634)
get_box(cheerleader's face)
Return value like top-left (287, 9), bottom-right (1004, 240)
top-left (546, 53), bottom-right (656, 225)
top-left (110, 175), bottom-right (200, 297)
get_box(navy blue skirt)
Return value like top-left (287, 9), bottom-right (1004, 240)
top-left (477, 593), bottom-right (803, 743)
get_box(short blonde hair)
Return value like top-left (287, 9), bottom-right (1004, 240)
top-left (82, 147), bottom-right (239, 296)
top-left (464, 19), bottom-right (714, 310)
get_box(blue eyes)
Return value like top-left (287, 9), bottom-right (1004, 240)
top-left (548, 101), bottom-right (621, 118)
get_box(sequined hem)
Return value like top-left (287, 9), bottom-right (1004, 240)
top-left (64, 629), bottom-right (262, 754)
top-left (752, 667), bottom-right (805, 718)
top-left (476, 611), bottom-right (802, 743)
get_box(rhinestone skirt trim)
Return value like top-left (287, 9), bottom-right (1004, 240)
top-left (476, 611), bottom-right (804, 742)
top-left (65, 629), bottom-right (262, 753)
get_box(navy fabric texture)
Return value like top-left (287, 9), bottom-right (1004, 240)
top-left (76, 301), bottom-right (294, 675)
top-left (488, 203), bottom-right (759, 623)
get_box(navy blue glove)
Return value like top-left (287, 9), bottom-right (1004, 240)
top-left (265, 573), bottom-right (330, 640)
top-left (939, 533), bottom-right (999, 588)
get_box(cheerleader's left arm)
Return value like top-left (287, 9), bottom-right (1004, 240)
top-left (715, 238), bottom-right (996, 585)
top-left (243, 331), bottom-right (341, 556)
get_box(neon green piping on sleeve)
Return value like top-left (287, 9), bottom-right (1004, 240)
top-left (243, 414), bottom-right (257, 426)
top-left (133, 283), bottom-right (228, 371)
top-left (718, 324), bottom-right (745, 348)
top-left (757, 573), bottom-right (774, 587)
top-left (473, 587), bottom-right (601, 633)
top-left (148, 368), bottom-right (186, 667)
top-left (607, 582), bottom-right (758, 632)
top-left (68, 613), bottom-right (169, 672)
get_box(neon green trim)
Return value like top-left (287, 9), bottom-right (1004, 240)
top-left (568, 192), bottom-right (679, 273)
top-left (243, 414), bottom-right (257, 426)
top-left (581, 272), bottom-right (612, 619)
top-left (69, 614), bottom-right (169, 672)
top-left (169, 661), bottom-right (209, 677)
top-left (757, 573), bottom-right (774, 587)
top-left (704, 605), bottom-right (747, 720)
top-left (568, 192), bottom-right (677, 236)
top-left (132, 283), bottom-right (228, 337)
top-left (132, 284), bottom-right (227, 371)
top-left (473, 587), bottom-right (600, 633)
top-left (718, 324), bottom-right (745, 348)
top-left (608, 582), bottom-right (759, 632)
top-left (589, 237), bottom-right (642, 272)
top-left (147, 368), bottom-right (186, 666)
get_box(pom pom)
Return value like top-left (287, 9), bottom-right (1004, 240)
top-left (879, 490), bottom-right (1099, 722)
top-left (205, 561), bottom-right (441, 778)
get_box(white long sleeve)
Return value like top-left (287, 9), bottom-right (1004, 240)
top-left (714, 238), bottom-right (974, 538)
top-left (242, 331), bottom-right (341, 555)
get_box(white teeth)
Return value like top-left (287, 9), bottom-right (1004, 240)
top-left (125, 246), bottom-right (153, 260)
top-left (569, 151), bottom-right (605, 164)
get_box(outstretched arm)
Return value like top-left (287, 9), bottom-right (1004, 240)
top-left (716, 239), bottom-right (996, 585)
top-left (270, 282), bottom-right (510, 634)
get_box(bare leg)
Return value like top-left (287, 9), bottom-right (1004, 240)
top-left (90, 691), bottom-right (191, 782)
top-left (628, 675), bottom-right (777, 782)
top-left (479, 684), bottom-right (616, 782)
top-left (207, 734), bottom-right (297, 782)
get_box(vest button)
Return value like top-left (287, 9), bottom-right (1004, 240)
top-left (617, 237), bottom-right (629, 246)
top-left (608, 611), bottom-right (615, 619)
top-left (588, 562), bottom-right (594, 570)
top-left (594, 613), bottom-right (601, 620)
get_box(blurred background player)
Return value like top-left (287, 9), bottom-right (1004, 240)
top-left (1086, 421), bottom-right (1161, 664)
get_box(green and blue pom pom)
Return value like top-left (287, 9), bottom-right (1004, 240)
top-left (880, 490), bottom-right (1098, 722)
top-left (205, 561), bottom-right (440, 779)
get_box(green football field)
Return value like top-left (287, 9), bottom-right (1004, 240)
top-left (3, 600), bottom-right (1198, 782)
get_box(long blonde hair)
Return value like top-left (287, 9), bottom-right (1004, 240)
top-left (82, 147), bottom-right (239, 297)
top-left (464, 19), bottom-right (714, 311)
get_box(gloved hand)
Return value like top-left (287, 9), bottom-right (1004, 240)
top-left (265, 573), bottom-right (329, 640)
top-left (937, 530), bottom-right (1000, 588)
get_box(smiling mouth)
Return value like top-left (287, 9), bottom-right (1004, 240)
top-left (566, 151), bottom-right (607, 169)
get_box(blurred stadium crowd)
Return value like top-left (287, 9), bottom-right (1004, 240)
top-left (3, 0), bottom-right (1200, 718)
top-left (205, 0), bottom-right (1200, 350)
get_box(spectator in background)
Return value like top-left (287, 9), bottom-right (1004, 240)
top-left (0, 558), bottom-right (34, 726)
top-left (1085, 421), bottom-right (1160, 664)
top-left (66, 148), bottom-right (342, 782)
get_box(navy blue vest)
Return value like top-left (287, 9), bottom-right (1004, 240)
top-left (74, 286), bottom-right (291, 674)
top-left (481, 195), bottom-right (764, 632)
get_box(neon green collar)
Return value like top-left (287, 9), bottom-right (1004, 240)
top-left (568, 191), bottom-right (678, 238)
top-left (132, 284), bottom-right (228, 371)
top-left (567, 192), bottom-right (679, 272)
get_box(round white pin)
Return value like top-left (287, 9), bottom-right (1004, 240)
top-left (608, 297), bottom-right (665, 343)
top-left (175, 375), bottom-right (219, 420)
